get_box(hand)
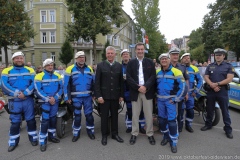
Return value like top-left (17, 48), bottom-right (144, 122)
top-left (185, 94), bottom-right (189, 101)
top-left (210, 82), bottom-right (218, 89)
top-left (66, 100), bottom-right (72, 104)
top-left (138, 86), bottom-right (146, 93)
top-left (169, 99), bottom-right (175, 104)
top-left (191, 92), bottom-right (196, 97)
top-left (98, 97), bottom-right (104, 104)
top-left (213, 86), bottom-right (221, 92)
top-left (49, 97), bottom-right (55, 105)
top-left (119, 97), bottom-right (123, 102)
top-left (18, 92), bottom-right (25, 99)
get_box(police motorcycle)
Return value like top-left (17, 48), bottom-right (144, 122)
top-left (194, 67), bottom-right (220, 126)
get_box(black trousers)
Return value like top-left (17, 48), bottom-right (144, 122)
top-left (206, 94), bottom-right (232, 133)
top-left (99, 100), bottom-right (119, 137)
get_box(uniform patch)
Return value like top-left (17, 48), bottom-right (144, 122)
top-left (232, 67), bottom-right (235, 72)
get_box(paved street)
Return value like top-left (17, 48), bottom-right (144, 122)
top-left (0, 107), bottom-right (239, 160)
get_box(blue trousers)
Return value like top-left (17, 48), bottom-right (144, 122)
top-left (8, 98), bottom-right (37, 146)
top-left (39, 102), bottom-right (58, 145)
top-left (158, 99), bottom-right (178, 146)
top-left (125, 101), bottom-right (145, 129)
top-left (72, 96), bottom-right (94, 136)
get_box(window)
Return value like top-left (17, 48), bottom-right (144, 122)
top-left (71, 14), bottom-right (74, 23)
top-left (50, 31), bottom-right (56, 43)
top-left (42, 52), bottom-right (47, 62)
top-left (51, 52), bottom-right (55, 62)
top-left (113, 36), bottom-right (118, 46)
top-left (107, 35), bottom-right (111, 43)
top-left (29, 1), bottom-right (33, 9)
top-left (31, 53), bottom-right (35, 64)
top-left (49, 10), bottom-right (55, 22)
top-left (42, 32), bottom-right (47, 43)
top-left (41, 11), bottom-right (47, 22)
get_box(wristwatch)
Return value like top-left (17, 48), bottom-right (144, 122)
top-left (217, 82), bottom-right (220, 86)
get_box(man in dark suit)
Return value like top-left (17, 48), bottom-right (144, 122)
top-left (126, 42), bottom-right (156, 145)
top-left (95, 46), bottom-right (124, 146)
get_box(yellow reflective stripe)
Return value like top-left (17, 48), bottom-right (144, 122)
top-left (171, 67), bottom-right (183, 78)
top-left (65, 64), bottom-right (74, 74)
top-left (35, 72), bottom-right (45, 81)
top-left (1, 66), bottom-right (13, 75)
top-left (53, 71), bottom-right (62, 79)
top-left (229, 99), bottom-right (240, 106)
top-left (87, 65), bottom-right (93, 73)
top-left (156, 68), bottom-right (161, 74)
top-left (190, 65), bottom-right (199, 72)
top-left (24, 66), bottom-right (35, 74)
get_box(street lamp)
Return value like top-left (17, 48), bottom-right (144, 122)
top-left (111, 16), bottom-right (138, 46)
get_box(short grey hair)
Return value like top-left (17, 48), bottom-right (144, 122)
top-left (106, 46), bottom-right (116, 53)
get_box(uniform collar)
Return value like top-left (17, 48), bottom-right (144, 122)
top-left (161, 64), bottom-right (172, 71)
top-left (43, 69), bottom-right (54, 75)
top-left (214, 61), bottom-right (225, 65)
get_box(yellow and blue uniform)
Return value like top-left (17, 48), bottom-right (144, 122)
top-left (64, 63), bottom-right (94, 136)
top-left (156, 65), bottom-right (187, 147)
top-left (183, 65), bottom-right (203, 127)
top-left (34, 70), bottom-right (63, 145)
top-left (1, 66), bottom-right (37, 146)
top-left (172, 63), bottom-right (189, 131)
top-left (122, 62), bottom-right (145, 130)
top-left (205, 61), bottom-right (234, 134)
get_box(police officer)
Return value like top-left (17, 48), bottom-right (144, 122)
top-left (156, 53), bottom-right (186, 153)
top-left (180, 53), bottom-right (203, 132)
top-left (201, 48), bottom-right (234, 139)
top-left (34, 59), bottom-right (63, 152)
top-left (169, 47), bottom-right (189, 132)
top-left (1, 51), bottom-right (38, 152)
top-left (121, 49), bottom-right (146, 134)
top-left (64, 51), bottom-right (95, 142)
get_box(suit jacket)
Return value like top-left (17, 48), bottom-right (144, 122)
top-left (94, 60), bottom-right (124, 100)
top-left (126, 57), bottom-right (156, 101)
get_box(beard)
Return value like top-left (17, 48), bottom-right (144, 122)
top-left (13, 62), bottom-right (24, 67)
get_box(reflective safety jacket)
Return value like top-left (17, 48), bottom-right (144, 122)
top-left (156, 65), bottom-right (186, 102)
top-left (122, 62), bottom-right (130, 92)
top-left (1, 66), bottom-right (35, 101)
top-left (186, 65), bottom-right (203, 93)
top-left (64, 63), bottom-right (94, 101)
top-left (34, 70), bottom-right (63, 102)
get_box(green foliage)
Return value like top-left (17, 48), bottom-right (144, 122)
top-left (59, 41), bottom-right (74, 67)
top-left (188, 28), bottom-right (203, 50)
top-left (0, 0), bottom-right (36, 66)
top-left (66, 0), bottom-right (125, 61)
top-left (131, 0), bottom-right (167, 59)
top-left (201, 0), bottom-right (240, 59)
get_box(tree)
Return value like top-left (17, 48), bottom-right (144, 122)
top-left (173, 38), bottom-right (183, 49)
top-left (59, 41), bottom-right (74, 67)
top-left (188, 28), bottom-right (203, 50)
top-left (0, 0), bottom-right (36, 66)
top-left (131, 0), bottom-right (167, 59)
top-left (201, 0), bottom-right (240, 59)
top-left (66, 0), bottom-right (125, 62)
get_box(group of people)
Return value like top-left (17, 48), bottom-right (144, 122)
top-left (1, 42), bottom-right (234, 154)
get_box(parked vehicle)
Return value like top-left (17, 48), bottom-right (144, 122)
top-left (229, 66), bottom-right (240, 110)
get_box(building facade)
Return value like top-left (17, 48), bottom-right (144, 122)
top-left (2, 0), bottom-right (136, 68)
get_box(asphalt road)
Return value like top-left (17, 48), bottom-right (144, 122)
top-left (0, 107), bottom-right (239, 160)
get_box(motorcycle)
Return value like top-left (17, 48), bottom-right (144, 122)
top-left (194, 86), bottom-right (221, 126)
top-left (55, 98), bottom-right (124, 138)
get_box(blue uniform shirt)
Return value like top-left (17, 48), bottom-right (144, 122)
top-left (205, 61), bottom-right (234, 95)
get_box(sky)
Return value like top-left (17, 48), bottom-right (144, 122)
top-left (122, 0), bottom-right (216, 44)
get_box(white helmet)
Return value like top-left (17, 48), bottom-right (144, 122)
top-left (12, 51), bottom-right (24, 60)
top-left (75, 51), bottom-right (85, 58)
top-left (43, 58), bottom-right (54, 67)
top-left (120, 49), bottom-right (129, 56)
